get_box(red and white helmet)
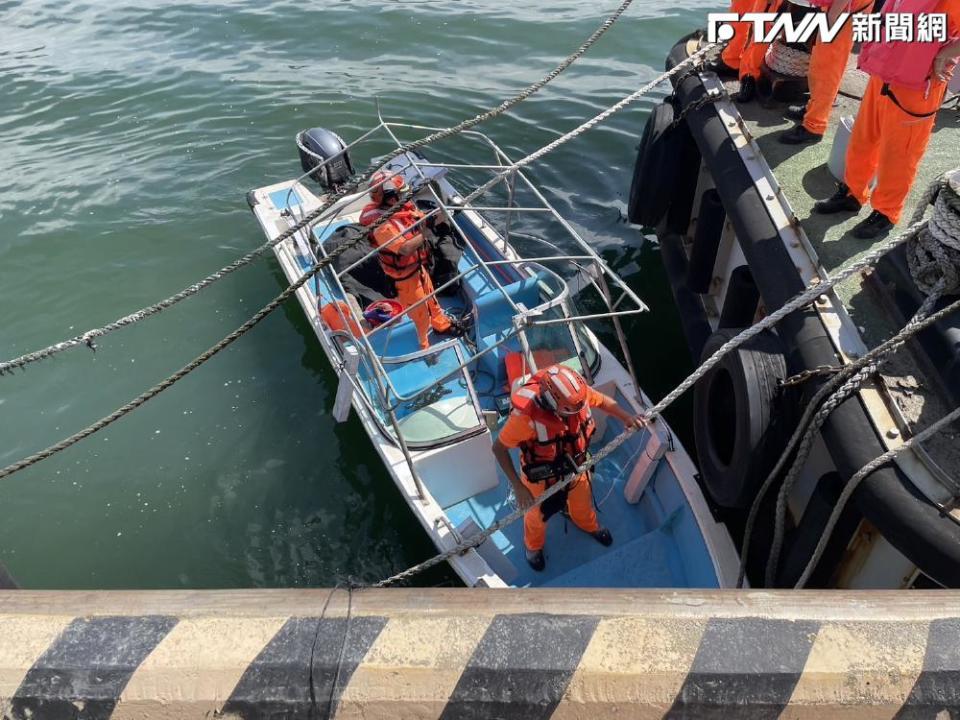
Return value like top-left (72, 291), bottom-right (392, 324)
top-left (540, 365), bottom-right (589, 416)
top-left (369, 171), bottom-right (407, 205)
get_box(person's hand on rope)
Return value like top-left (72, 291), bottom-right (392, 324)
top-left (512, 483), bottom-right (535, 511)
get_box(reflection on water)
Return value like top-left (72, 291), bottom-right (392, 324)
top-left (0, 0), bottom-right (707, 588)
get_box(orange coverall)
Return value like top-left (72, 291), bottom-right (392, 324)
top-left (722, 0), bottom-right (760, 70)
top-left (844, 0), bottom-right (960, 222)
top-left (498, 387), bottom-right (607, 551)
top-left (372, 215), bottom-right (451, 350)
top-left (803, 0), bottom-right (874, 135)
top-left (738, 0), bottom-right (782, 80)
top-left (396, 269), bottom-right (451, 350)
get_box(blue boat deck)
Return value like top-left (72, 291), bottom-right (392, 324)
top-left (444, 415), bottom-right (720, 588)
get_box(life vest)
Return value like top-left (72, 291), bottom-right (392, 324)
top-left (359, 200), bottom-right (418, 227)
top-left (510, 371), bottom-right (596, 484)
top-left (858, 0), bottom-right (950, 91)
top-left (370, 209), bottom-right (430, 281)
top-left (320, 301), bottom-right (364, 337)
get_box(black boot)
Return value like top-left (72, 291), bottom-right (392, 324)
top-left (778, 124), bottom-right (823, 145)
top-left (813, 183), bottom-right (862, 214)
top-left (784, 103), bottom-right (807, 121)
top-left (525, 548), bottom-right (546, 572)
top-left (851, 210), bottom-right (894, 239)
top-left (736, 75), bottom-right (757, 103)
top-left (591, 528), bottom-right (613, 547)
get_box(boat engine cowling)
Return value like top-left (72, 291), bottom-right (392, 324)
top-left (297, 127), bottom-right (354, 190)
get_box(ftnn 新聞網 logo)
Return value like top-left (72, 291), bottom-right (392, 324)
top-left (706, 11), bottom-right (948, 44)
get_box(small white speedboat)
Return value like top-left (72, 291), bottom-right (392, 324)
top-left (248, 120), bottom-right (739, 587)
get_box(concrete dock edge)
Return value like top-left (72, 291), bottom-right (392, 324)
top-left (0, 589), bottom-right (957, 719)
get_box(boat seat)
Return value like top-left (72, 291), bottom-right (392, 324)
top-left (314, 219), bottom-right (354, 244)
top-left (472, 277), bottom-right (542, 389)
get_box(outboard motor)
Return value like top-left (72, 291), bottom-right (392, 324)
top-left (297, 127), bottom-right (354, 190)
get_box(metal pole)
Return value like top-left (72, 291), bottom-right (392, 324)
top-left (596, 269), bottom-right (641, 394)
top-left (385, 405), bottom-right (427, 501)
top-left (503, 171), bottom-right (518, 252)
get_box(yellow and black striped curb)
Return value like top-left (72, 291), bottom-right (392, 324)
top-left (0, 589), bottom-right (958, 719)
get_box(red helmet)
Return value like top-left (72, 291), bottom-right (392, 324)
top-left (540, 365), bottom-right (589, 416)
top-left (369, 171), bottom-right (407, 206)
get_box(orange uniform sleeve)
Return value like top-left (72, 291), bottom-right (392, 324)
top-left (497, 412), bottom-right (536, 449)
top-left (586, 387), bottom-right (609, 409)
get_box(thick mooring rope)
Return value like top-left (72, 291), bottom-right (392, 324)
top-left (0, 0), bottom-right (637, 377)
top-left (760, 284), bottom-right (946, 587)
top-left (765, 41), bottom-right (811, 77)
top-left (907, 175), bottom-right (960, 295)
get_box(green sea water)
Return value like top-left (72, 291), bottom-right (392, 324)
top-left (0, 0), bottom-right (711, 588)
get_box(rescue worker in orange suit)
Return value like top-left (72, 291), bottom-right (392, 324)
top-left (369, 210), bottom-right (454, 350)
top-left (779, 0), bottom-right (876, 144)
top-left (814, 0), bottom-right (960, 238)
top-left (492, 365), bottom-right (643, 571)
top-left (361, 171), bottom-right (456, 349)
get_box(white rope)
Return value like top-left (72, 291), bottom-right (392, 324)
top-left (765, 41), bottom-right (811, 77)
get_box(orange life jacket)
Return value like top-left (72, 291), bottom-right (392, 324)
top-left (319, 301), bottom-right (364, 337)
top-left (359, 200), bottom-right (418, 227)
top-left (370, 208), bottom-right (430, 281)
top-left (510, 370), bottom-right (596, 483)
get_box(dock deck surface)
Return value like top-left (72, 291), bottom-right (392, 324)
top-left (722, 65), bottom-right (960, 475)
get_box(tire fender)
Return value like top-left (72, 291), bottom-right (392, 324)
top-left (627, 101), bottom-right (681, 227)
top-left (693, 327), bottom-right (793, 509)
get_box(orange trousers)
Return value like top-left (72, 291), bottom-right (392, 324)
top-left (844, 75), bottom-right (946, 223)
top-left (721, 0), bottom-right (758, 70)
top-left (522, 473), bottom-right (599, 552)
top-left (803, 4), bottom-right (872, 135)
top-left (738, 0), bottom-right (781, 80)
top-left (395, 268), bottom-right (451, 349)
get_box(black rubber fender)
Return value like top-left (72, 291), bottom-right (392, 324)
top-left (686, 188), bottom-right (725, 293)
top-left (666, 29), bottom-right (960, 585)
top-left (627, 101), bottom-right (679, 227)
top-left (693, 327), bottom-right (791, 509)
